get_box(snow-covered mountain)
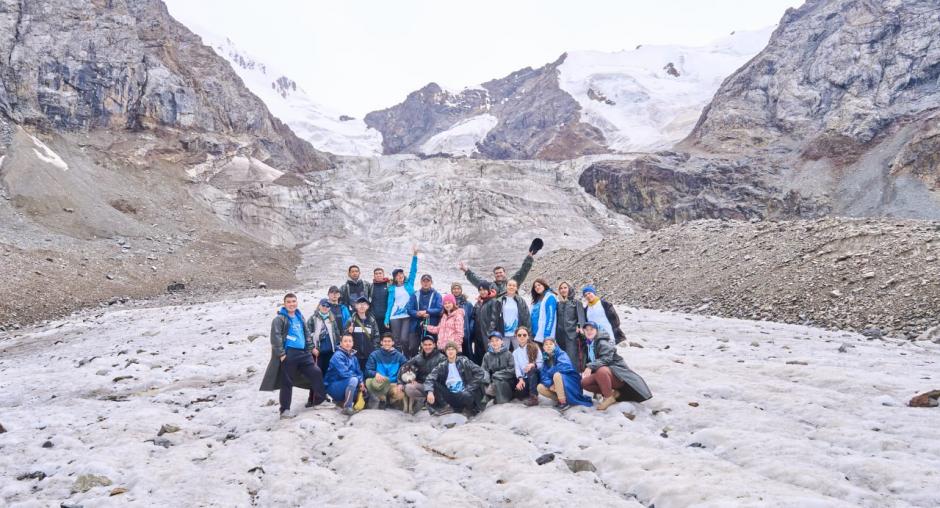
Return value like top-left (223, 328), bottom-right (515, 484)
top-left (365, 29), bottom-right (773, 160)
top-left (196, 31), bottom-right (383, 157)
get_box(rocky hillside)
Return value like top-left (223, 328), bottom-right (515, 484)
top-left (0, 0), bottom-right (336, 327)
top-left (581, 0), bottom-right (940, 227)
top-left (537, 217), bottom-right (940, 340)
top-left (365, 30), bottom-right (770, 160)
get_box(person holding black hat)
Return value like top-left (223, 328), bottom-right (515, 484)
top-left (327, 285), bottom-right (351, 328)
top-left (348, 296), bottom-right (380, 371)
top-left (385, 246), bottom-right (419, 353)
top-left (458, 238), bottom-right (542, 297)
top-left (305, 297), bottom-right (342, 407)
top-left (405, 272), bottom-right (442, 359)
top-left (580, 321), bottom-right (652, 409)
top-left (481, 331), bottom-right (516, 405)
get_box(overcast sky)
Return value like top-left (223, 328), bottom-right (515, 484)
top-left (164, 0), bottom-right (803, 117)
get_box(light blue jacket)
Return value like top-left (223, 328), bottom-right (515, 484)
top-left (531, 290), bottom-right (558, 342)
top-left (384, 255), bottom-right (418, 326)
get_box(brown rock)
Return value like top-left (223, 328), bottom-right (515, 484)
top-left (908, 390), bottom-right (940, 408)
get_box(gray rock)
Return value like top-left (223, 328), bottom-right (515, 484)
top-left (71, 474), bottom-right (112, 493)
top-left (564, 459), bottom-right (597, 473)
top-left (157, 424), bottom-right (180, 436)
top-left (535, 453), bottom-right (555, 465)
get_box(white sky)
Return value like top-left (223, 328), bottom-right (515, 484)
top-left (164, 0), bottom-right (803, 117)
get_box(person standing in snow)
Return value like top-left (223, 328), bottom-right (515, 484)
top-left (499, 279), bottom-right (530, 350)
top-left (327, 286), bottom-right (350, 328)
top-left (426, 293), bottom-right (465, 352)
top-left (556, 281), bottom-right (587, 371)
top-left (306, 298), bottom-right (342, 408)
top-left (348, 296), bottom-right (380, 372)
top-left (401, 336), bottom-right (446, 414)
top-left (384, 247), bottom-right (419, 354)
top-left (512, 326), bottom-right (542, 406)
top-left (481, 331), bottom-right (516, 405)
top-left (529, 278), bottom-right (558, 346)
top-left (580, 322), bottom-right (652, 409)
top-left (459, 250), bottom-right (536, 298)
top-left (405, 273), bottom-right (443, 359)
top-left (537, 337), bottom-right (593, 412)
top-left (450, 282), bottom-right (475, 353)
top-left (364, 332), bottom-right (408, 410)
top-left (339, 265), bottom-right (373, 311)
top-left (582, 285), bottom-right (627, 344)
top-left (259, 293), bottom-right (326, 419)
top-left (371, 267), bottom-right (390, 335)
top-left (470, 282), bottom-right (501, 365)
top-left (325, 333), bottom-right (365, 416)
top-left (425, 341), bottom-right (486, 416)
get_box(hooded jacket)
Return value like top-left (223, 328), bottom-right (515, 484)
top-left (586, 333), bottom-right (652, 402)
top-left (556, 296), bottom-right (587, 369)
top-left (325, 347), bottom-right (364, 387)
top-left (329, 302), bottom-right (351, 328)
top-left (427, 307), bottom-right (465, 352)
top-left (472, 294), bottom-right (502, 359)
top-left (403, 347), bottom-right (445, 384)
top-left (406, 288), bottom-right (443, 333)
top-left (365, 347), bottom-right (408, 383)
top-left (498, 293), bottom-right (530, 336)
top-left (348, 312), bottom-right (380, 361)
top-left (540, 347), bottom-right (593, 407)
top-left (308, 311), bottom-right (341, 353)
top-left (371, 278), bottom-right (390, 326)
top-left (384, 255), bottom-right (419, 325)
top-left (530, 290), bottom-right (558, 343)
top-left (340, 278), bottom-right (373, 309)
top-left (260, 307), bottom-right (313, 392)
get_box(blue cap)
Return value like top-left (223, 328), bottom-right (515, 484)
top-left (583, 321), bottom-right (600, 330)
top-left (488, 330), bottom-right (504, 339)
top-left (318, 298), bottom-right (330, 307)
top-left (582, 285), bottom-right (597, 295)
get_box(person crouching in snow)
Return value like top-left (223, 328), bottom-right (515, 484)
top-left (401, 335), bottom-right (446, 414)
top-left (481, 331), bottom-right (516, 405)
top-left (426, 293), bottom-right (464, 353)
top-left (325, 333), bottom-right (365, 416)
top-left (365, 332), bottom-right (408, 410)
top-left (424, 341), bottom-right (485, 416)
top-left (512, 326), bottom-right (542, 406)
top-left (537, 337), bottom-right (593, 412)
top-left (260, 293), bottom-right (326, 419)
top-left (580, 322), bottom-right (653, 409)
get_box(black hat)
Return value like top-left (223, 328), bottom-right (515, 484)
top-left (355, 296), bottom-right (370, 305)
top-left (392, 268), bottom-right (404, 278)
top-left (420, 335), bottom-right (436, 343)
top-left (328, 285), bottom-right (340, 294)
top-left (477, 281), bottom-right (494, 291)
top-left (420, 274), bottom-right (433, 281)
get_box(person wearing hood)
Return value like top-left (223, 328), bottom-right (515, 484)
top-left (348, 296), bottom-right (380, 372)
top-left (405, 273), bottom-right (443, 359)
top-left (327, 286), bottom-right (351, 328)
top-left (402, 336), bottom-right (446, 414)
top-left (512, 326), bottom-right (542, 406)
top-left (425, 341), bottom-right (486, 416)
top-left (306, 297), bottom-right (342, 408)
top-left (450, 282), bottom-right (475, 352)
top-left (259, 294), bottom-right (326, 419)
top-left (459, 249), bottom-right (536, 297)
top-left (364, 332), bottom-right (408, 410)
top-left (582, 285), bottom-right (627, 344)
top-left (580, 322), bottom-right (653, 409)
top-left (371, 267), bottom-right (391, 335)
top-left (500, 279), bottom-right (531, 349)
top-left (481, 331), bottom-right (516, 405)
top-left (340, 264), bottom-right (373, 311)
top-left (556, 281), bottom-right (587, 371)
top-left (530, 278), bottom-right (558, 345)
top-left (385, 246), bottom-right (420, 354)
top-left (470, 281), bottom-right (501, 365)
top-left (325, 333), bottom-right (365, 416)
top-left (537, 337), bottom-right (593, 412)
top-left (426, 293), bottom-right (465, 352)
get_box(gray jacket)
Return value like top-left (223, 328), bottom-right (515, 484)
top-left (260, 310), bottom-right (314, 392)
top-left (465, 254), bottom-right (534, 296)
top-left (586, 334), bottom-right (652, 402)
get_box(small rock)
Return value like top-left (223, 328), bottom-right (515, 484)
top-left (71, 474), bottom-right (112, 493)
top-left (908, 390), bottom-right (940, 408)
top-left (112, 375), bottom-right (134, 382)
top-left (862, 328), bottom-right (883, 340)
top-left (688, 402), bottom-right (699, 407)
top-left (750, 341), bottom-right (760, 347)
top-left (786, 360), bottom-right (808, 366)
top-left (16, 471), bottom-right (46, 481)
top-left (838, 343), bottom-right (849, 353)
top-left (829, 289), bottom-right (842, 297)
top-left (167, 282), bottom-right (185, 293)
top-left (628, 341), bottom-right (644, 348)
top-left (63, 207), bottom-right (75, 213)
top-left (157, 424), bottom-right (180, 436)
top-left (622, 412), bottom-right (636, 421)
top-left (246, 366), bottom-right (258, 374)
top-left (152, 436), bottom-right (173, 448)
top-left (258, 282), bottom-right (268, 289)
top-left (564, 459), bottom-right (597, 473)
top-left (110, 487), bottom-right (128, 496)
top-left (0, 423), bottom-right (6, 433)
top-left (248, 466), bottom-right (266, 475)
top-left (247, 334), bottom-right (263, 342)
top-left (862, 271), bottom-right (876, 279)
top-left (688, 442), bottom-right (705, 448)
top-left (535, 453), bottom-right (555, 465)
top-left (41, 440), bottom-right (53, 448)
top-left (105, 274), bottom-right (114, 280)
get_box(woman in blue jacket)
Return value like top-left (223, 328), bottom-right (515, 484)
top-left (530, 278), bottom-right (558, 345)
top-left (537, 337), bottom-right (593, 412)
top-left (325, 333), bottom-right (365, 415)
top-left (385, 246), bottom-right (419, 353)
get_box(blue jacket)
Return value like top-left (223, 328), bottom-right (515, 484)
top-left (384, 255), bottom-right (419, 325)
top-left (456, 295), bottom-right (475, 349)
top-left (325, 348), bottom-right (363, 386)
top-left (540, 348), bottom-right (593, 407)
top-left (329, 302), bottom-right (351, 328)
top-left (365, 348), bottom-right (408, 383)
top-left (531, 290), bottom-right (558, 342)
top-left (406, 288), bottom-right (443, 333)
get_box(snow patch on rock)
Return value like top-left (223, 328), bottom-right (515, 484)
top-left (419, 114), bottom-right (498, 156)
top-left (29, 134), bottom-right (68, 171)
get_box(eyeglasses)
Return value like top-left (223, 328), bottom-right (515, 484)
top-left (516, 333), bottom-right (529, 337)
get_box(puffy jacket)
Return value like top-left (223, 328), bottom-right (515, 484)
top-left (325, 348), bottom-right (363, 386)
top-left (365, 348), bottom-right (408, 383)
top-left (340, 278), bottom-right (373, 309)
top-left (406, 288), bottom-right (443, 333)
top-left (586, 333), bottom-right (652, 402)
top-left (403, 348), bottom-right (445, 384)
top-left (427, 307), bottom-right (465, 352)
top-left (384, 255), bottom-right (419, 325)
top-left (530, 290), bottom-right (558, 343)
top-left (540, 347), bottom-right (593, 407)
top-left (329, 302), bottom-right (351, 328)
top-left (465, 254), bottom-right (534, 297)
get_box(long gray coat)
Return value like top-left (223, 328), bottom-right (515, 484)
top-left (585, 334), bottom-right (652, 402)
top-left (259, 310), bottom-right (315, 392)
top-left (556, 297), bottom-right (586, 370)
top-left (481, 348), bottom-right (516, 404)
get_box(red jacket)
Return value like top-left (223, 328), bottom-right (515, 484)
top-left (427, 308), bottom-right (465, 352)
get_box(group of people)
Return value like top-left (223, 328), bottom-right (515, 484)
top-left (260, 243), bottom-right (652, 419)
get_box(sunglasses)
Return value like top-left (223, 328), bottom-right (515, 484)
top-left (516, 332), bottom-right (529, 337)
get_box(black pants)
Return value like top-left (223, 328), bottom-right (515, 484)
top-left (514, 369), bottom-right (540, 398)
top-left (280, 349), bottom-right (324, 413)
top-left (310, 350), bottom-right (334, 402)
top-left (434, 383), bottom-right (479, 412)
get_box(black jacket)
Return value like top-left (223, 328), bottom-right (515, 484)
top-left (371, 280), bottom-right (389, 325)
top-left (348, 312), bottom-right (380, 361)
top-left (472, 297), bottom-right (502, 353)
top-left (481, 349), bottom-right (516, 383)
top-left (340, 279), bottom-right (373, 309)
top-left (424, 355), bottom-right (485, 395)
top-left (404, 348), bottom-right (446, 384)
top-left (497, 293), bottom-right (531, 336)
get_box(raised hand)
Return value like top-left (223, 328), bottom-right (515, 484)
top-left (458, 261), bottom-right (467, 272)
top-left (412, 244), bottom-right (419, 256)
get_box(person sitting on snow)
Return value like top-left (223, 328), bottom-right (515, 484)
top-left (364, 332), bottom-right (408, 410)
top-left (512, 326), bottom-right (542, 406)
top-left (580, 322), bottom-right (653, 410)
top-left (401, 335), bottom-right (446, 414)
top-left (537, 337), bottom-right (593, 412)
top-left (324, 333), bottom-right (365, 416)
top-left (424, 341), bottom-right (485, 416)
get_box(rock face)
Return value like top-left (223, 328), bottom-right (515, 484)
top-left (582, 0), bottom-right (940, 226)
top-left (365, 55), bottom-right (608, 160)
top-left (0, 0), bottom-right (331, 172)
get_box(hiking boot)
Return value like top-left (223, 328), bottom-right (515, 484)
top-left (378, 400), bottom-right (387, 410)
top-left (341, 407), bottom-right (355, 416)
top-left (597, 390), bottom-right (620, 411)
top-left (523, 395), bottom-right (539, 407)
top-left (430, 405), bottom-right (454, 417)
top-left (279, 410), bottom-right (296, 420)
top-left (554, 402), bottom-right (571, 413)
top-left (305, 394), bottom-right (326, 408)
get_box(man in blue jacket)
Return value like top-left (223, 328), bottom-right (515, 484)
top-left (364, 332), bottom-right (408, 409)
top-left (405, 274), bottom-right (443, 359)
